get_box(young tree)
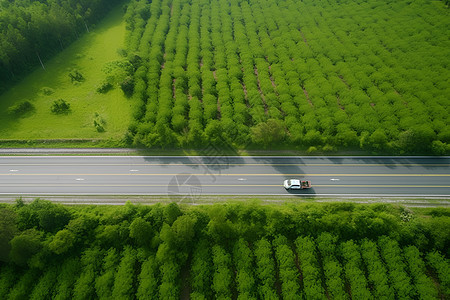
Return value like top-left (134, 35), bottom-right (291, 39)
top-left (404, 246), bottom-right (439, 299)
top-left (95, 248), bottom-right (120, 300)
top-left (9, 229), bottom-right (41, 266)
top-left (0, 265), bottom-right (19, 298)
top-left (360, 239), bottom-right (394, 299)
top-left (426, 251), bottom-right (449, 297)
top-left (378, 236), bottom-right (416, 299)
top-left (212, 245), bottom-right (233, 299)
top-left (316, 232), bottom-right (348, 300)
top-left (112, 246), bottom-right (137, 300)
top-left (233, 238), bottom-right (257, 300)
top-left (295, 236), bottom-right (327, 299)
top-left (251, 119), bottom-right (285, 147)
top-left (0, 206), bottom-right (17, 262)
top-left (7, 268), bottom-right (40, 300)
top-left (254, 238), bottom-right (278, 299)
top-left (30, 265), bottom-right (58, 300)
top-left (48, 229), bottom-right (76, 255)
top-left (137, 256), bottom-right (159, 299)
top-left (129, 217), bottom-right (154, 247)
top-left (190, 239), bottom-right (213, 299)
top-left (73, 247), bottom-right (104, 300)
top-left (273, 235), bottom-right (302, 299)
top-left (53, 257), bottom-right (81, 300)
top-left (340, 240), bottom-right (373, 299)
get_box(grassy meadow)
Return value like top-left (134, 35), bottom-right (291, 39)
top-left (0, 6), bottom-right (135, 143)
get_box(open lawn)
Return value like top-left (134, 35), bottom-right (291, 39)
top-left (0, 5), bottom-right (135, 142)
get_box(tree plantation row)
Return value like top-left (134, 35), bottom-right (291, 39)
top-left (0, 200), bottom-right (449, 299)
top-left (121, 0), bottom-right (449, 154)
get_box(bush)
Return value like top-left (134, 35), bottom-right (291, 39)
top-left (96, 81), bottom-right (113, 94)
top-left (120, 76), bottom-right (134, 97)
top-left (51, 99), bottom-right (71, 114)
top-left (8, 100), bottom-right (34, 116)
top-left (9, 229), bottom-right (42, 266)
top-left (112, 246), bottom-right (137, 299)
top-left (94, 113), bottom-right (106, 132)
top-left (250, 119), bottom-right (286, 147)
top-left (190, 240), bottom-right (213, 299)
top-left (69, 69), bottom-right (85, 83)
top-left (137, 257), bottom-right (159, 300)
top-left (254, 238), bottom-right (278, 299)
top-left (431, 140), bottom-right (449, 155)
top-left (53, 258), bottom-right (81, 300)
top-left (40, 87), bottom-right (55, 95)
top-left (307, 146), bottom-right (318, 154)
top-left (212, 245), bottom-right (233, 299)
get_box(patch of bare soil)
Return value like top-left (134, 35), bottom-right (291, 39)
top-left (303, 88), bottom-right (314, 107)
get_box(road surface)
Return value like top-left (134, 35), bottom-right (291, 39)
top-left (0, 156), bottom-right (449, 198)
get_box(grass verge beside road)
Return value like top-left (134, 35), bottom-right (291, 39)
top-left (0, 195), bottom-right (448, 207)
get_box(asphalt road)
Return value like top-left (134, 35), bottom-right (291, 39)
top-left (0, 156), bottom-right (449, 198)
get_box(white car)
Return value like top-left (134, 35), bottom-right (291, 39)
top-left (284, 179), bottom-right (311, 190)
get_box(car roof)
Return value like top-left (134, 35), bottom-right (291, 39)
top-left (290, 179), bottom-right (301, 185)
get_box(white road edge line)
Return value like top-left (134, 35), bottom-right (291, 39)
top-left (1, 155), bottom-right (449, 159)
top-left (0, 193), bottom-right (449, 198)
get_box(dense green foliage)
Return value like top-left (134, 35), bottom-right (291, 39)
top-left (120, 0), bottom-right (449, 154)
top-left (7, 100), bottom-right (34, 116)
top-left (51, 99), bottom-right (71, 114)
top-left (0, 200), bottom-right (449, 299)
top-left (0, 0), bottom-right (124, 92)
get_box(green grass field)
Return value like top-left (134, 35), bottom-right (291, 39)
top-left (0, 6), bottom-right (135, 142)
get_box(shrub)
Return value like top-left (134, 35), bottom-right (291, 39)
top-left (190, 239), bottom-right (213, 299)
top-left (378, 236), bottom-right (416, 299)
top-left (254, 238), bottom-right (278, 299)
top-left (120, 76), bottom-right (134, 97)
top-left (69, 69), bottom-right (85, 83)
top-left (340, 240), bottom-right (373, 299)
top-left (250, 119), bottom-right (285, 147)
top-left (8, 100), bottom-right (34, 116)
top-left (137, 256), bottom-right (159, 300)
top-left (431, 140), bottom-right (449, 155)
top-left (273, 235), bottom-right (302, 299)
top-left (112, 246), bottom-right (137, 299)
top-left (212, 245), bottom-right (233, 299)
top-left (307, 146), bottom-right (318, 154)
top-left (233, 239), bottom-right (257, 299)
top-left (51, 99), bottom-right (71, 114)
top-left (94, 113), bottom-right (106, 132)
top-left (40, 87), bottom-right (55, 95)
top-left (96, 81), bottom-right (113, 94)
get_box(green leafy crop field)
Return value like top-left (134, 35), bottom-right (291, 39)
top-left (126, 0), bottom-right (449, 154)
top-left (0, 6), bottom-right (135, 142)
top-left (1, 0), bottom-right (449, 153)
top-left (0, 200), bottom-right (448, 299)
